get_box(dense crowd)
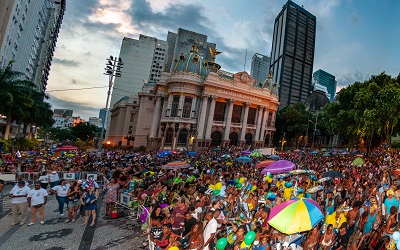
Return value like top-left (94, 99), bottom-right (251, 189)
top-left (2, 147), bottom-right (400, 250)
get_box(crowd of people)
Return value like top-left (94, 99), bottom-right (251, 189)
top-left (1, 146), bottom-right (400, 250)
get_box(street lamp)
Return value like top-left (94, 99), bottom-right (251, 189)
top-left (97, 56), bottom-right (123, 157)
top-left (311, 111), bottom-right (319, 150)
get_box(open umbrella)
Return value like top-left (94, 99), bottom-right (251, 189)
top-left (187, 151), bottom-right (197, 156)
top-left (56, 145), bottom-right (78, 151)
top-left (158, 151), bottom-right (171, 157)
top-left (261, 160), bottom-right (296, 175)
top-left (317, 177), bottom-right (331, 183)
top-left (162, 161), bottom-right (190, 170)
top-left (321, 148), bottom-right (328, 152)
top-left (268, 198), bottom-right (324, 234)
top-left (290, 170), bottom-right (307, 175)
top-left (212, 147), bottom-right (221, 152)
top-left (322, 170), bottom-right (343, 178)
top-left (352, 157), bottom-right (365, 166)
top-left (249, 151), bottom-right (263, 158)
top-left (236, 156), bottom-right (252, 163)
top-left (268, 154), bottom-right (279, 160)
top-left (221, 154), bottom-right (231, 159)
top-left (306, 186), bottom-right (324, 194)
top-left (241, 150), bottom-right (251, 155)
top-left (323, 153), bottom-right (330, 157)
top-left (255, 160), bottom-right (274, 169)
top-left (311, 151), bottom-right (318, 155)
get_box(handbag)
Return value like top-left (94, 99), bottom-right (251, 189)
top-left (33, 203), bottom-right (43, 208)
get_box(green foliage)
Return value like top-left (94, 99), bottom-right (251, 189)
top-left (391, 141), bottom-right (400, 149)
top-left (71, 122), bottom-right (100, 141)
top-left (0, 138), bottom-right (39, 151)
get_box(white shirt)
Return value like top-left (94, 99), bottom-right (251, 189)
top-left (52, 184), bottom-right (70, 197)
top-left (39, 174), bottom-right (50, 183)
top-left (49, 172), bottom-right (60, 182)
top-left (193, 207), bottom-right (203, 220)
top-left (203, 218), bottom-right (218, 250)
top-left (28, 188), bottom-right (48, 206)
top-left (9, 186), bottom-right (31, 204)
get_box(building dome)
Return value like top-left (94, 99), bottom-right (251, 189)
top-left (173, 43), bottom-right (210, 78)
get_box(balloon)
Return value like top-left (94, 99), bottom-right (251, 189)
top-left (393, 231), bottom-right (400, 242)
top-left (209, 184), bottom-right (216, 190)
top-left (236, 183), bottom-right (242, 188)
top-left (239, 177), bottom-right (245, 184)
top-left (216, 238), bottom-right (228, 250)
top-left (240, 241), bottom-right (248, 248)
top-left (235, 178), bottom-right (239, 183)
top-left (168, 247), bottom-right (179, 250)
top-left (267, 177), bottom-right (272, 183)
top-left (267, 172), bottom-right (271, 177)
top-left (251, 186), bottom-right (257, 191)
top-left (213, 189), bottom-right (220, 195)
top-left (244, 231), bottom-right (256, 246)
top-left (215, 182), bottom-right (222, 190)
top-left (220, 190), bottom-right (226, 197)
top-left (221, 185), bottom-right (226, 191)
top-left (247, 184), bottom-right (253, 191)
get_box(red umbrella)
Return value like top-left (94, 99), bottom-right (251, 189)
top-left (55, 145), bottom-right (78, 151)
top-left (255, 160), bottom-right (275, 169)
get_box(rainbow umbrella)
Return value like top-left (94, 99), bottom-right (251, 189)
top-left (268, 198), bottom-right (324, 234)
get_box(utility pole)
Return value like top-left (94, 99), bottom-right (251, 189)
top-left (97, 56), bottom-right (123, 157)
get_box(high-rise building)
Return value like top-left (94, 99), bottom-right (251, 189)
top-left (313, 69), bottom-right (336, 102)
top-left (0, 0), bottom-right (66, 92)
top-left (99, 108), bottom-right (108, 127)
top-left (106, 35), bottom-right (168, 138)
top-left (168, 28), bottom-right (216, 72)
top-left (269, 0), bottom-right (316, 109)
top-left (250, 53), bottom-right (270, 87)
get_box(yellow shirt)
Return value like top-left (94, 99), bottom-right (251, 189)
top-left (284, 187), bottom-right (293, 200)
top-left (325, 213), bottom-right (347, 229)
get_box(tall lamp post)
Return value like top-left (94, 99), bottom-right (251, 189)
top-left (97, 56), bottom-right (123, 157)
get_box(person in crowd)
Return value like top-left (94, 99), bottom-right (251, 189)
top-left (49, 179), bottom-right (70, 217)
top-left (80, 185), bottom-right (98, 226)
top-left (332, 222), bottom-right (349, 250)
top-left (49, 171), bottom-right (60, 188)
top-left (103, 177), bottom-right (119, 217)
top-left (320, 224), bottom-right (335, 250)
top-left (9, 180), bottom-right (30, 225)
top-left (203, 210), bottom-right (218, 250)
top-left (66, 180), bottom-right (82, 222)
top-left (27, 181), bottom-right (48, 225)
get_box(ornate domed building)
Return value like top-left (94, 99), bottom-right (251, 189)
top-left (108, 42), bottom-right (279, 150)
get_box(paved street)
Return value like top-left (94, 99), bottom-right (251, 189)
top-left (0, 185), bottom-right (146, 250)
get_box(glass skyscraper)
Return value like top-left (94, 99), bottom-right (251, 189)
top-left (269, 0), bottom-right (316, 109)
top-left (313, 69), bottom-right (337, 102)
top-left (250, 53), bottom-right (270, 87)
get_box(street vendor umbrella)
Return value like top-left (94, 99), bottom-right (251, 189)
top-left (55, 145), bottom-right (78, 151)
top-left (241, 150), bottom-right (251, 155)
top-left (158, 151), bottom-right (171, 157)
top-left (255, 160), bottom-right (274, 169)
top-left (261, 160), bottom-right (296, 175)
top-left (268, 154), bottom-right (279, 160)
top-left (322, 170), bottom-right (343, 178)
top-left (249, 151), bottom-right (263, 158)
top-left (268, 198), bottom-right (324, 234)
top-left (352, 157), bottom-right (365, 166)
top-left (162, 161), bottom-right (190, 170)
top-left (236, 156), bottom-right (252, 163)
top-left (187, 151), bottom-right (197, 156)
top-left (221, 154), bottom-right (231, 159)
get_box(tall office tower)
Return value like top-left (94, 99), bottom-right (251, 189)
top-left (165, 31), bottom-right (176, 72)
top-left (167, 28), bottom-right (216, 72)
top-left (106, 35), bottom-right (168, 138)
top-left (250, 53), bottom-right (270, 86)
top-left (313, 69), bottom-right (337, 102)
top-left (0, 0), bottom-right (66, 92)
top-left (269, 0), bottom-right (316, 108)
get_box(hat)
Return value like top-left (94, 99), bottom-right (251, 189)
top-left (339, 222), bottom-right (348, 229)
top-left (387, 189), bottom-right (395, 195)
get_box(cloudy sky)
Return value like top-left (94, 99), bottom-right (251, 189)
top-left (47, 0), bottom-right (400, 119)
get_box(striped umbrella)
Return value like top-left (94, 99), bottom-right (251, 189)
top-left (161, 161), bottom-right (190, 170)
top-left (255, 160), bottom-right (274, 169)
top-left (268, 198), bottom-right (324, 234)
top-left (261, 160), bottom-right (295, 174)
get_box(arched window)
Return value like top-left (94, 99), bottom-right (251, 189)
top-left (165, 128), bottom-right (174, 143)
top-left (178, 129), bottom-right (188, 144)
top-left (229, 132), bottom-right (238, 146)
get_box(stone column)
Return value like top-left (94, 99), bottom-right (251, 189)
top-left (149, 96), bottom-right (162, 138)
top-left (254, 106), bottom-right (264, 143)
top-left (223, 99), bottom-right (235, 141)
top-left (191, 96), bottom-right (197, 118)
top-left (271, 112), bottom-right (276, 127)
top-left (239, 103), bottom-right (249, 141)
top-left (259, 108), bottom-right (269, 141)
top-left (162, 96), bottom-right (168, 118)
top-left (196, 95), bottom-right (209, 139)
top-left (166, 94), bottom-right (173, 117)
top-left (177, 93), bottom-right (185, 117)
top-left (205, 96), bottom-right (217, 139)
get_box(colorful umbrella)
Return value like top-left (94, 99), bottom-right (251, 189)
top-left (55, 145), bottom-right (78, 151)
top-left (249, 151), bottom-right (263, 158)
top-left (306, 186), bottom-right (324, 194)
top-left (255, 160), bottom-right (274, 169)
top-left (317, 177), bottom-right (331, 183)
top-left (268, 154), bottom-right (279, 160)
top-left (241, 150), bottom-right (251, 155)
top-left (310, 151), bottom-right (318, 155)
top-left (236, 156), bottom-right (252, 163)
top-left (261, 160), bottom-right (296, 175)
top-left (221, 154), bottom-right (231, 159)
top-left (322, 153), bottom-right (330, 157)
top-left (268, 198), bottom-right (324, 234)
top-left (161, 161), bottom-right (190, 170)
top-left (212, 147), bottom-right (222, 152)
top-left (158, 151), bottom-right (171, 157)
top-left (352, 157), bottom-right (365, 166)
top-left (187, 151), bottom-right (197, 156)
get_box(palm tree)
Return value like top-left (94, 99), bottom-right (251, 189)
top-left (0, 61), bottom-right (36, 139)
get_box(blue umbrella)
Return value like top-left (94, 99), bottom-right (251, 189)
top-left (311, 151), bottom-right (318, 155)
top-left (187, 151), bottom-right (197, 156)
top-left (322, 153), bottom-right (330, 157)
top-left (268, 154), bottom-right (279, 160)
top-left (236, 156), bottom-right (252, 163)
top-left (158, 151), bottom-right (171, 157)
